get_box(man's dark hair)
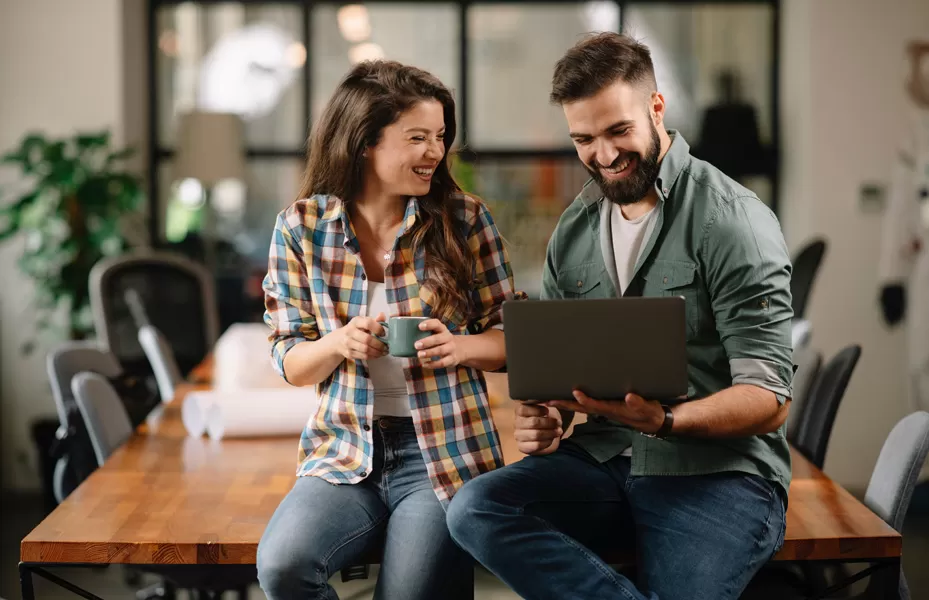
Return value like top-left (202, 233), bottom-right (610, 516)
top-left (550, 32), bottom-right (657, 105)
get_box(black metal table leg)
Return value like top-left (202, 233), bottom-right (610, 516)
top-left (18, 563), bottom-right (107, 600)
top-left (884, 557), bottom-right (901, 599)
top-left (20, 562), bottom-right (35, 600)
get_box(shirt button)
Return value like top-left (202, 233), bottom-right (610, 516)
top-left (363, 424), bottom-right (370, 431)
top-left (576, 280), bottom-right (584, 287)
top-left (360, 471), bottom-right (367, 477)
top-left (663, 276), bottom-right (669, 284)
top-left (662, 188), bottom-right (669, 195)
top-left (760, 299), bottom-right (769, 309)
top-left (361, 273), bottom-right (367, 280)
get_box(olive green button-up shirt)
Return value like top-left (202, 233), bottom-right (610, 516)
top-left (542, 131), bottom-right (794, 496)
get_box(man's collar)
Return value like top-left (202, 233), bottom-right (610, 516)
top-left (577, 129), bottom-right (690, 207)
top-left (656, 129), bottom-right (689, 198)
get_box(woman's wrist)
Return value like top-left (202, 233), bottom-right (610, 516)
top-left (456, 334), bottom-right (476, 367)
top-left (458, 329), bottom-right (505, 371)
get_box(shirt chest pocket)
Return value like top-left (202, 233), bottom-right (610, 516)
top-left (556, 264), bottom-right (608, 299)
top-left (641, 260), bottom-right (702, 337)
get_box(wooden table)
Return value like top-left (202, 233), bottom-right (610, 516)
top-left (21, 376), bottom-right (902, 598)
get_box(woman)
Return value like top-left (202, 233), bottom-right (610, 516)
top-left (257, 60), bottom-right (522, 600)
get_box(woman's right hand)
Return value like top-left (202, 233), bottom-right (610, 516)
top-left (333, 312), bottom-right (388, 360)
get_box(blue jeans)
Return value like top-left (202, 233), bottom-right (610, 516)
top-left (446, 439), bottom-right (786, 600)
top-left (257, 417), bottom-right (472, 600)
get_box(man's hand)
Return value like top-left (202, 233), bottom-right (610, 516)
top-left (546, 390), bottom-right (666, 435)
top-left (514, 403), bottom-right (564, 456)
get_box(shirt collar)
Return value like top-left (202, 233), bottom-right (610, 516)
top-left (655, 129), bottom-right (689, 200)
top-left (319, 195), bottom-right (422, 228)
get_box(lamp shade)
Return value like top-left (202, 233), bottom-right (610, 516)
top-left (174, 111), bottom-right (246, 185)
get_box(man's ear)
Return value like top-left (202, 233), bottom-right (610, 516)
top-left (650, 91), bottom-right (667, 127)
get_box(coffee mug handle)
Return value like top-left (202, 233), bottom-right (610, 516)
top-left (373, 321), bottom-right (390, 345)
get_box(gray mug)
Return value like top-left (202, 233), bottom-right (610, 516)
top-left (374, 316), bottom-right (431, 358)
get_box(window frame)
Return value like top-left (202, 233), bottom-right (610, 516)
top-left (146, 0), bottom-right (781, 244)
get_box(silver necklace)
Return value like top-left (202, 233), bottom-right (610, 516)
top-left (375, 241), bottom-right (392, 261)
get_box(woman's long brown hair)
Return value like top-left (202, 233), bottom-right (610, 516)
top-left (298, 60), bottom-right (475, 323)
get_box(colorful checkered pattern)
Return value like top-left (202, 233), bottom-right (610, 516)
top-left (263, 193), bottom-right (522, 502)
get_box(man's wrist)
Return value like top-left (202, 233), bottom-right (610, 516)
top-left (643, 403), bottom-right (674, 438)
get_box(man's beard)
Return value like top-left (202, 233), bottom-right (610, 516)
top-left (586, 121), bottom-right (661, 206)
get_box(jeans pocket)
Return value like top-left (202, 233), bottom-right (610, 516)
top-left (740, 473), bottom-right (776, 501)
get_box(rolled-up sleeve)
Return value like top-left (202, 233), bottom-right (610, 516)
top-left (468, 201), bottom-right (527, 333)
top-left (702, 197), bottom-right (794, 401)
top-left (262, 211), bottom-right (320, 383)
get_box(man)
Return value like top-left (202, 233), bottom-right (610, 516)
top-left (446, 32), bottom-right (794, 600)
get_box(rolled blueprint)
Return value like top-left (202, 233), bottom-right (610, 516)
top-left (182, 388), bottom-right (316, 440)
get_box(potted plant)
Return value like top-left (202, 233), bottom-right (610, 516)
top-left (0, 130), bottom-right (145, 352)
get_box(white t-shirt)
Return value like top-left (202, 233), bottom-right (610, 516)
top-left (365, 282), bottom-right (412, 418)
top-left (609, 202), bottom-right (658, 457)
top-left (610, 202), bottom-right (658, 295)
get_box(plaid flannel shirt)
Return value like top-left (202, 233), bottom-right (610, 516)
top-left (263, 193), bottom-right (522, 503)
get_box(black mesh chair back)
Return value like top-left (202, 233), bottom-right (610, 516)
top-left (790, 238), bottom-right (827, 319)
top-left (89, 252), bottom-right (219, 378)
top-left (793, 344), bottom-right (862, 469)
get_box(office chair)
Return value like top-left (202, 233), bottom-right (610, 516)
top-left (72, 372), bottom-right (253, 600)
top-left (757, 412), bottom-right (929, 599)
top-left (792, 345), bottom-right (862, 469)
top-left (786, 346), bottom-right (823, 444)
top-left (89, 251), bottom-right (219, 380)
top-left (791, 318), bottom-right (813, 351)
top-left (46, 342), bottom-right (123, 504)
top-left (790, 238), bottom-right (827, 320)
top-left (138, 325), bottom-right (183, 404)
top-left (855, 411), bottom-right (929, 599)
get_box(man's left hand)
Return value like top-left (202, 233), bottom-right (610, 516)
top-left (546, 390), bottom-right (666, 435)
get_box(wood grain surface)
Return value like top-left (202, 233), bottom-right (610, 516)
top-left (21, 371), bottom-right (901, 565)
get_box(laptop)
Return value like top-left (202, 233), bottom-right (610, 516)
top-left (502, 297), bottom-right (689, 403)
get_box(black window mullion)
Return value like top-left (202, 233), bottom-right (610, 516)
top-left (147, 0), bottom-right (160, 247)
top-left (302, 0), bottom-right (312, 156)
top-left (459, 1), bottom-right (470, 148)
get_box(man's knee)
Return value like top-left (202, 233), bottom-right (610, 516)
top-left (446, 473), bottom-right (505, 548)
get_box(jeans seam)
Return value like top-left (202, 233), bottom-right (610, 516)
top-left (520, 508), bottom-right (637, 600)
top-left (315, 513), bottom-right (388, 585)
top-left (722, 487), bottom-right (779, 599)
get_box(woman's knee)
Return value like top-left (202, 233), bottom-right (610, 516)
top-left (257, 527), bottom-right (327, 598)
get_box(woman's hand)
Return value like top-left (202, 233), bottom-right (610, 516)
top-left (333, 312), bottom-right (388, 360)
top-left (415, 319), bottom-right (467, 369)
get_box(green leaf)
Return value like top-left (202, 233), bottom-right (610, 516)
top-left (75, 132), bottom-right (110, 149)
top-left (0, 209), bottom-right (20, 241)
top-left (43, 141), bottom-right (65, 163)
top-left (106, 147), bottom-right (135, 163)
top-left (20, 135), bottom-right (49, 173)
top-left (1, 149), bottom-right (25, 165)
